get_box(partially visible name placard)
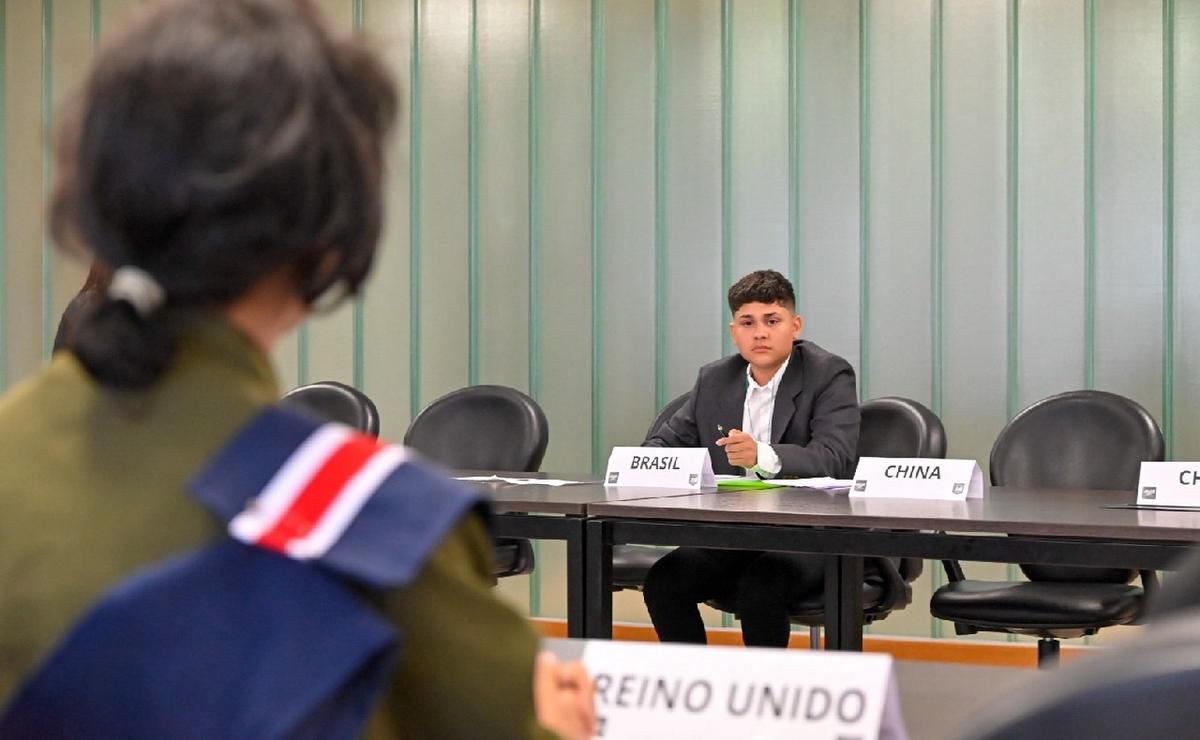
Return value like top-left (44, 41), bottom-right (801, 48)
top-left (605, 447), bottom-right (715, 490)
top-left (563, 639), bottom-right (906, 740)
top-left (849, 457), bottom-right (983, 501)
top-left (1137, 462), bottom-right (1200, 507)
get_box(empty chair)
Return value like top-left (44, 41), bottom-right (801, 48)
top-left (931, 390), bottom-right (1163, 667)
top-left (280, 380), bottom-right (380, 436)
top-left (404, 385), bottom-right (549, 578)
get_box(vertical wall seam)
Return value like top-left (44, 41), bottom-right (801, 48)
top-left (409, 0), bottom-right (423, 418)
top-left (91, 0), bottom-right (100, 47)
top-left (1162, 0), bottom-right (1175, 460)
top-left (590, 0), bottom-right (605, 473)
top-left (40, 0), bottom-right (53, 361)
top-left (352, 0), bottom-right (365, 390)
top-left (930, 0), bottom-right (944, 418)
top-left (1005, 0), bottom-right (1022, 609)
top-left (527, 0), bottom-right (543, 619)
top-left (1006, 0), bottom-right (1020, 422)
top-left (1083, 0), bottom-right (1096, 390)
top-left (528, 0), bottom-right (542, 404)
top-left (787, 0), bottom-right (801, 308)
top-left (929, 0), bottom-right (945, 640)
top-left (654, 0), bottom-right (668, 411)
top-left (720, 0), bottom-right (733, 358)
top-left (719, 0), bottom-right (734, 630)
top-left (467, 0), bottom-right (480, 387)
top-left (0, 0), bottom-right (7, 389)
top-left (858, 0), bottom-right (870, 401)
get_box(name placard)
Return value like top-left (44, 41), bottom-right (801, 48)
top-left (605, 447), bottom-right (715, 490)
top-left (849, 457), bottom-right (983, 501)
top-left (560, 639), bottom-right (905, 740)
top-left (1136, 462), bottom-right (1200, 507)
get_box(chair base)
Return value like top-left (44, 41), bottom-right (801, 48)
top-left (1038, 638), bottom-right (1060, 668)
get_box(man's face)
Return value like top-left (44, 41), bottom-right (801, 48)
top-left (729, 301), bottom-right (803, 374)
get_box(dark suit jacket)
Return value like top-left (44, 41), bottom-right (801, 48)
top-left (644, 340), bottom-right (860, 478)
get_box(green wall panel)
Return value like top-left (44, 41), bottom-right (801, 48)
top-left (416, 0), bottom-right (471, 408)
top-left (864, 0), bottom-right (933, 405)
top-left (1175, 0), bottom-right (1200, 462)
top-left (1093, 0), bottom-right (1164, 423)
top-left (1017, 0), bottom-right (1086, 408)
top-left (361, 0), bottom-right (415, 437)
top-left (477, 0), bottom-right (532, 393)
top-left (730, 0), bottom-right (789, 283)
top-left (664, 0), bottom-right (722, 404)
top-left (599, 0), bottom-right (655, 454)
top-left (796, 0), bottom-right (861, 371)
top-left (537, 0), bottom-right (592, 473)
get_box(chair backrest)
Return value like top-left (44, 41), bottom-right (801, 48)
top-left (645, 391), bottom-right (691, 441)
top-left (991, 390), bottom-right (1163, 583)
top-left (856, 397), bottom-right (946, 586)
top-left (963, 607), bottom-right (1200, 740)
top-left (403, 385), bottom-right (549, 472)
top-left (857, 396), bottom-right (947, 460)
top-left (281, 381), bottom-right (381, 436)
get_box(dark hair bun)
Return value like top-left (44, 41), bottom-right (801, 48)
top-left (71, 298), bottom-right (178, 390)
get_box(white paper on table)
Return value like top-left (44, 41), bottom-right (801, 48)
top-left (772, 477), bottom-right (855, 490)
top-left (455, 474), bottom-right (590, 487)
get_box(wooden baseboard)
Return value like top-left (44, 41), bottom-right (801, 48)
top-left (530, 618), bottom-right (1093, 669)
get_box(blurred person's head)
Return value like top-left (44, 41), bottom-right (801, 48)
top-left (51, 0), bottom-right (397, 389)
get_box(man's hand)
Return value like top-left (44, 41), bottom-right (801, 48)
top-left (716, 428), bottom-right (758, 469)
top-left (534, 651), bottom-right (597, 740)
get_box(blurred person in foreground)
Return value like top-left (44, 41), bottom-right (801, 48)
top-left (0, 1), bottom-right (593, 737)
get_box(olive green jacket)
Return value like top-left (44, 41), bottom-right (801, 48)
top-left (0, 317), bottom-right (550, 738)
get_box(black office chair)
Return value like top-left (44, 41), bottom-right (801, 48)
top-left (609, 392), bottom-right (693, 591)
top-left (703, 396), bottom-right (943, 645)
top-left (280, 381), bottom-right (381, 437)
top-left (1143, 544), bottom-right (1200, 622)
top-left (931, 390), bottom-right (1163, 667)
top-left (403, 385), bottom-right (548, 578)
top-left (613, 394), bottom-right (943, 646)
top-left (960, 607), bottom-right (1200, 740)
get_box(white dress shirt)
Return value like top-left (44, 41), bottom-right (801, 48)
top-left (742, 356), bottom-right (789, 478)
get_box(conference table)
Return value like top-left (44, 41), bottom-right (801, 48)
top-left (583, 486), bottom-right (1200, 647)
top-left (459, 472), bottom-right (700, 636)
top-left (462, 473), bottom-right (1200, 646)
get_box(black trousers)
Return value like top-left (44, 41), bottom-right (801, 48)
top-left (642, 547), bottom-right (829, 648)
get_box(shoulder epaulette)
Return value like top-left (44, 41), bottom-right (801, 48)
top-left (189, 406), bottom-right (485, 589)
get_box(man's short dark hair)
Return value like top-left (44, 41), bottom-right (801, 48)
top-left (727, 270), bottom-right (796, 314)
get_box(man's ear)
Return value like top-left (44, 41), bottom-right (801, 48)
top-left (792, 313), bottom-right (804, 340)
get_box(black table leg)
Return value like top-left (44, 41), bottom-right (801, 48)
top-left (584, 518), bottom-right (613, 638)
top-left (565, 517), bottom-right (587, 638)
top-left (823, 555), bottom-right (864, 651)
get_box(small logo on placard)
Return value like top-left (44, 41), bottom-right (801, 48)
top-left (608, 472), bottom-right (620, 484)
top-left (1142, 486), bottom-right (1157, 500)
top-left (854, 480), bottom-right (868, 492)
top-left (952, 483), bottom-right (965, 495)
top-left (689, 473), bottom-right (699, 485)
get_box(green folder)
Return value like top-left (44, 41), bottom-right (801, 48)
top-left (715, 477), bottom-right (784, 490)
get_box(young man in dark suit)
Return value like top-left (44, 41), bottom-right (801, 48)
top-left (641, 269), bottom-right (860, 647)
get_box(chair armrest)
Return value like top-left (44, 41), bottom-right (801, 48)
top-left (867, 557), bottom-right (909, 615)
top-left (941, 559), bottom-right (966, 582)
top-left (1140, 570), bottom-right (1160, 601)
